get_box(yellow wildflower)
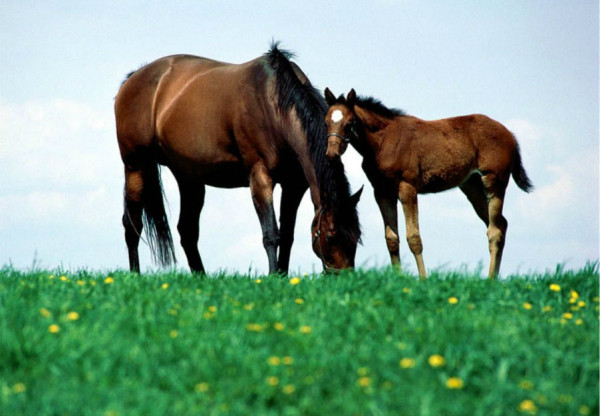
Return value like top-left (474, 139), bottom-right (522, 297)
top-left (399, 358), bottom-right (415, 369)
top-left (283, 384), bottom-right (295, 395)
top-left (448, 297), bottom-right (459, 304)
top-left (542, 306), bottom-right (552, 312)
top-left (549, 283), bottom-right (561, 292)
top-left (282, 356), bottom-right (293, 365)
top-left (299, 325), bottom-right (312, 334)
top-left (267, 376), bottom-right (279, 386)
top-left (578, 300), bottom-right (586, 308)
top-left (59, 275), bottom-right (68, 281)
top-left (104, 276), bottom-right (114, 284)
top-left (429, 354), bottom-right (446, 367)
top-left (67, 311), bottom-right (80, 321)
top-left (267, 356), bottom-right (281, 366)
top-left (562, 312), bottom-right (573, 320)
top-left (12, 383), bottom-right (26, 394)
top-left (295, 298), bottom-right (304, 305)
top-left (77, 280), bottom-right (85, 286)
top-left (246, 323), bottom-right (264, 332)
top-left (445, 377), bottom-right (464, 389)
top-left (575, 319), bottom-right (583, 325)
top-left (169, 330), bottom-right (178, 338)
top-left (523, 302), bottom-right (532, 310)
top-left (289, 277), bottom-right (301, 285)
top-left (570, 290), bottom-right (579, 300)
top-left (255, 279), bottom-right (262, 284)
top-left (48, 324), bottom-right (60, 334)
top-left (208, 306), bottom-right (217, 313)
top-left (357, 377), bottom-right (371, 387)
top-left (273, 322), bottom-right (284, 331)
top-left (518, 399), bottom-right (537, 414)
top-left (161, 283), bottom-right (169, 289)
top-left (39, 308), bottom-right (51, 318)
top-left (194, 382), bottom-right (209, 392)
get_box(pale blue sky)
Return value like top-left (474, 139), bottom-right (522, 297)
top-left (1, 1), bottom-right (598, 275)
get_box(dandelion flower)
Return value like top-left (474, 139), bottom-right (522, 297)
top-left (523, 302), bottom-right (532, 310)
top-left (161, 283), bottom-right (169, 290)
top-left (445, 377), bottom-right (464, 389)
top-left (169, 330), bottom-right (178, 338)
top-left (104, 276), bottom-right (115, 284)
top-left (578, 300), bottom-right (586, 308)
top-left (194, 382), bottom-right (209, 393)
top-left (59, 275), bottom-right (68, 282)
top-left (39, 308), bottom-right (51, 318)
top-left (12, 383), bottom-right (26, 394)
top-left (48, 324), bottom-right (60, 334)
top-left (246, 323), bottom-right (264, 332)
top-left (562, 312), bottom-right (573, 320)
top-left (255, 279), bottom-right (262, 284)
top-left (518, 399), bottom-right (537, 413)
top-left (67, 311), bottom-right (80, 321)
top-left (542, 306), bottom-right (552, 312)
top-left (208, 306), bottom-right (217, 313)
top-left (429, 354), bottom-right (446, 367)
top-left (282, 356), bottom-right (293, 365)
top-left (283, 384), bottom-right (295, 395)
top-left (549, 283), bottom-right (561, 292)
top-left (290, 277), bottom-right (301, 285)
top-left (295, 298), bottom-right (304, 305)
top-left (448, 297), bottom-right (459, 304)
top-left (267, 376), bottom-right (279, 386)
top-left (575, 319), bottom-right (583, 325)
top-left (357, 377), bottom-right (371, 387)
top-left (274, 322), bottom-right (284, 331)
top-left (267, 356), bottom-right (281, 366)
top-left (399, 358), bottom-right (415, 369)
top-left (299, 325), bottom-right (312, 334)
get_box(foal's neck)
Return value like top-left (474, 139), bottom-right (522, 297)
top-left (354, 105), bottom-right (396, 155)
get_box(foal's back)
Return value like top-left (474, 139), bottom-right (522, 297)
top-left (382, 114), bottom-right (517, 193)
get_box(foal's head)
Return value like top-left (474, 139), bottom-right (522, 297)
top-left (311, 186), bottom-right (363, 272)
top-left (324, 88), bottom-right (359, 160)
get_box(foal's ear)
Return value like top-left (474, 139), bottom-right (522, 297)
top-left (347, 89), bottom-right (357, 107)
top-left (350, 185), bottom-right (364, 207)
top-left (324, 88), bottom-right (337, 106)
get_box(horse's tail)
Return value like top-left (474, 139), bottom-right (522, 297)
top-left (511, 143), bottom-right (534, 193)
top-left (140, 161), bottom-right (177, 267)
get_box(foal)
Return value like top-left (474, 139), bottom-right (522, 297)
top-left (324, 88), bottom-right (533, 279)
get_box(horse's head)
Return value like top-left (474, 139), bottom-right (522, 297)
top-left (311, 187), bottom-right (363, 273)
top-left (324, 88), bottom-right (359, 160)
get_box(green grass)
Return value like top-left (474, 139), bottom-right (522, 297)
top-left (1, 264), bottom-right (598, 416)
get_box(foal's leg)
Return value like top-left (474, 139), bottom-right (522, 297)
top-left (123, 167), bottom-right (144, 273)
top-left (176, 180), bottom-right (206, 274)
top-left (482, 174), bottom-right (509, 279)
top-left (277, 181), bottom-right (307, 274)
top-left (374, 187), bottom-right (401, 270)
top-left (250, 164), bottom-right (280, 274)
top-left (459, 175), bottom-right (490, 226)
top-left (398, 182), bottom-right (427, 279)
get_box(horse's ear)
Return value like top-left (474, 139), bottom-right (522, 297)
top-left (350, 185), bottom-right (363, 207)
top-left (324, 88), bottom-right (337, 106)
top-left (347, 89), bottom-right (357, 107)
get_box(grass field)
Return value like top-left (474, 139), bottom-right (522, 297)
top-left (1, 264), bottom-right (598, 416)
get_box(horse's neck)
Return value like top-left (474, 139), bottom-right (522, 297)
top-left (354, 106), bottom-right (394, 156)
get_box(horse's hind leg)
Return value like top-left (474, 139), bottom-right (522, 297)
top-left (482, 174), bottom-right (509, 279)
top-left (398, 182), bottom-right (427, 279)
top-left (123, 167), bottom-right (144, 273)
top-left (176, 180), bottom-right (206, 274)
top-left (459, 175), bottom-right (489, 226)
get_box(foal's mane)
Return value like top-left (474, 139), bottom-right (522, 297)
top-left (355, 96), bottom-right (406, 119)
top-left (264, 43), bottom-right (361, 243)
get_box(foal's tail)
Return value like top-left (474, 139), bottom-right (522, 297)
top-left (140, 162), bottom-right (177, 267)
top-left (511, 143), bottom-right (534, 193)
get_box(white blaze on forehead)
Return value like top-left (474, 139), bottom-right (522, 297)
top-left (331, 109), bottom-right (343, 123)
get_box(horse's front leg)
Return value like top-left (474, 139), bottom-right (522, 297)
top-left (374, 187), bottom-right (401, 271)
top-left (277, 181), bottom-right (307, 274)
top-left (398, 181), bottom-right (427, 279)
top-left (250, 164), bottom-right (280, 274)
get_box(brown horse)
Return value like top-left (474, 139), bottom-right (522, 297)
top-left (324, 88), bottom-right (533, 279)
top-left (113, 45), bottom-right (362, 275)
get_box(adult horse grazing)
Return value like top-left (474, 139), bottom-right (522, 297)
top-left (114, 45), bottom-right (362, 275)
top-left (324, 88), bottom-right (533, 279)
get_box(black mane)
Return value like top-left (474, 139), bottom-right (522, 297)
top-left (355, 96), bottom-right (406, 119)
top-left (264, 43), bottom-right (361, 243)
